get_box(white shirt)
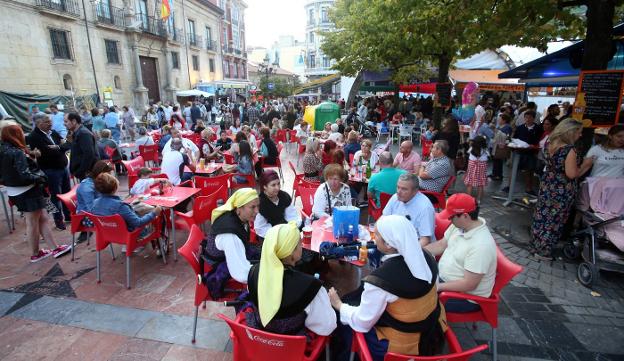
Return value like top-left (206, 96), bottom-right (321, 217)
top-left (164, 106), bottom-right (173, 121)
top-left (328, 132), bottom-right (343, 143)
top-left (474, 105), bottom-right (485, 123)
top-left (382, 192), bottom-right (435, 241)
top-left (304, 288), bottom-right (337, 336)
top-left (248, 134), bottom-right (258, 151)
top-left (312, 183), bottom-right (352, 218)
top-left (135, 135), bottom-right (155, 146)
top-left (162, 138), bottom-right (199, 160)
top-left (339, 254), bottom-right (400, 332)
top-left (161, 151), bottom-right (185, 185)
top-left (230, 125), bottom-right (242, 134)
top-left (254, 202), bottom-right (302, 238)
top-left (215, 233), bottom-right (252, 283)
top-left (352, 150), bottom-right (379, 168)
top-left (130, 178), bottom-right (155, 195)
top-left (586, 145), bottom-right (624, 178)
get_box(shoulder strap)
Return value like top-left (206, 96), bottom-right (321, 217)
top-left (325, 183), bottom-right (333, 216)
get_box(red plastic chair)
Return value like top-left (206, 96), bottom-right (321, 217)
top-left (274, 129), bottom-right (287, 144)
top-left (421, 176), bottom-right (456, 211)
top-left (434, 212), bottom-right (452, 240)
top-left (139, 144), bottom-right (160, 167)
top-left (84, 212), bottom-right (165, 289)
top-left (224, 153), bottom-right (236, 165)
top-left (261, 142), bottom-right (284, 182)
top-left (367, 192), bottom-right (392, 223)
top-left (231, 173), bottom-right (257, 190)
top-left (57, 185), bottom-right (94, 261)
top-left (439, 247), bottom-right (523, 361)
top-left (195, 174), bottom-right (231, 197)
top-left (350, 327), bottom-right (488, 361)
top-left (121, 156), bottom-right (145, 189)
top-left (289, 161), bottom-right (304, 201)
top-left (287, 129), bottom-right (298, 153)
top-left (296, 140), bottom-right (307, 166)
top-left (299, 178), bottom-right (321, 189)
top-left (298, 185), bottom-right (317, 218)
top-left (218, 311), bottom-right (330, 361)
top-left (175, 187), bottom-right (224, 232)
top-left (421, 138), bottom-right (433, 160)
top-left (349, 153), bottom-right (355, 167)
top-left (179, 225), bottom-right (246, 343)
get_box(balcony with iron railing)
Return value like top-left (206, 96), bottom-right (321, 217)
top-left (167, 27), bottom-right (184, 44)
top-left (206, 39), bottom-right (217, 51)
top-left (93, 3), bottom-right (125, 28)
top-left (35, 0), bottom-right (81, 18)
top-left (135, 13), bottom-right (167, 37)
top-left (188, 34), bottom-right (202, 48)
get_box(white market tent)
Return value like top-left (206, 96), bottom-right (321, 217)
top-left (176, 89), bottom-right (215, 97)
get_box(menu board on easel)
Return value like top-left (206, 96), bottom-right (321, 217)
top-left (577, 70), bottom-right (624, 127)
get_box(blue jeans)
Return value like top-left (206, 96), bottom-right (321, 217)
top-left (335, 322), bottom-right (388, 361)
top-left (443, 298), bottom-right (481, 313)
top-left (108, 126), bottom-right (121, 143)
top-left (42, 168), bottom-right (71, 222)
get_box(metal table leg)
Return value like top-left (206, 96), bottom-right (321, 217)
top-left (170, 207), bottom-right (177, 261)
top-left (0, 188), bottom-right (11, 233)
top-left (491, 150), bottom-right (527, 208)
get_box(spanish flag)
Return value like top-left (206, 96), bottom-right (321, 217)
top-left (161, 0), bottom-right (171, 19)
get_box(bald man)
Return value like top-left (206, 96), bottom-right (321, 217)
top-left (393, 140), bottom-right (421, 174)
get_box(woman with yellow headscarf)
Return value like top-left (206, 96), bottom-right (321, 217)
top-left (245, 222), bottom-right (336, 336)
top-left (201, 188), bottom-right (259, 299)
top-left (328, 215), bottom-right (446, 360)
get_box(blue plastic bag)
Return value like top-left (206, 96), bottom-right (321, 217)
top-left (333, 206), bottom-right (360, 241)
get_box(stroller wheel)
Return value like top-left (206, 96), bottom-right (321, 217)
top-left (563, 243), bottom-right (580, 260)
top-left (577, 262), bottom-right (597, 287)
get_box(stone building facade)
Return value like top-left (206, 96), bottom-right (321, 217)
top-left (304, 0), bottom-right (338, 80)
top-left (0, 0), bottom-right (226, 110)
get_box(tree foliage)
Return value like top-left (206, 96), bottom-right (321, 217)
top-left (321, 0), bottom-right (589, 83)
top-left (257, 76), bottom-right (299, 98)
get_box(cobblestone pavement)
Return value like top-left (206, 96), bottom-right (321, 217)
top-left (0, 136), bottom-right (622, 360)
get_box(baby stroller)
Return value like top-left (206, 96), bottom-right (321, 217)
top-left (563, 178), bottom-right (624, 287)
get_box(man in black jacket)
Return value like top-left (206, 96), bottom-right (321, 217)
top-left (64, 112), bottom-right (98, 181)
top-left (27, 113), bottom-right (71, 229)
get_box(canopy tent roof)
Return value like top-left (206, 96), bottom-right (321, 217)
top-left (295, 73), bottom-right (341, 94)
top-left (449, 70), bottom-right (524, 91)
top-left (499, 23), bottom-right (624, 87)
top-left (176, 89), bottom-right (215, 97)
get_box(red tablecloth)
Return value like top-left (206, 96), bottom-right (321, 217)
top-left (127, 186), bottom-right (201, 208)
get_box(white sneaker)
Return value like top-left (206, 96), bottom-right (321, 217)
top-left (52, 244), bottom-right (72, 258)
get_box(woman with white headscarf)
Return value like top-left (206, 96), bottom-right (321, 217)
top-left (246, 222), bottom-right (336, 336)
top-left (328, 215), bottom-right (446, 360)
top-left (201, 188), bottom-right (259, 299)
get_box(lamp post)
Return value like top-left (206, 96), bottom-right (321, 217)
top-left (258, 54), bottom-right (275, 98)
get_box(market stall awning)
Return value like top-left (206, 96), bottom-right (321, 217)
top-left (450, 69), bottom-right (524, 91)
top-left (176, 89), bottom-right (215, 97)
top-left (399, 83), bottom-right (437, 94)
top-left (295, 73), bottom-right (341, 94)
top-left (498, 23), bottom-right (624, 87)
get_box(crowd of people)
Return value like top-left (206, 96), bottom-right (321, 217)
top-left (0, 91), bottom-right (622, 359)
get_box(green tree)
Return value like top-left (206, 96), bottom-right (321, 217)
top-left (258, 77), bottom-right (296, 98)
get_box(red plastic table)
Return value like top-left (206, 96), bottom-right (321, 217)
top-left (127, 186), bottom-right (201, 260)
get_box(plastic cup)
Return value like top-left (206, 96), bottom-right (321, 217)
top-left (199, 158), bottom-right (205, 169)
top-left (302, 226), bottom-right (313, 245)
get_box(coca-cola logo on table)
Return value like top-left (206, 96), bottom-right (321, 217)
top-left (245, 328), bottom-right (285, 347)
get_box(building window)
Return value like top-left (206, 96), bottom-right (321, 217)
top-left (192, 55), bottom-right (199, 71)
top-left (308, 8), bottom-right (314, 24)
top-left (188, 19), bottom-right (196, 45)
top-left (114, 75), bottom-right (121, 89)
top-left (321, 8), bottom-right (328, 22)
top-left (224, 60), bottom-right (230, 77)
top-left (62, 74), bottom-right (73, 90)
top-left (233, 63), bottom-right (238, 78)
top-left (171, 51), bottom-right (179, 69)
top-left (209, 58), bottom-right (215, 73)
top-left (241, 64), bottom-right (246, 78)
top-left (308, 31), bottom-right (314, 44)
top-left (309, 54), bottom-right (315, 68)
top-left (205, 26), bottom-right (212, 48)
top-left (323, 56), bottom-right (330, 68)
top-left (104, 39), bottom-right (120, 64)
top-left (49, 29), bottom-right (72, 60)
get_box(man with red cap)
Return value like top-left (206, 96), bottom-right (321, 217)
top-left (424, 193), bottom-right (497, 313)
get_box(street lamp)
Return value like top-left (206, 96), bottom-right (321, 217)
top-left (259, 54), bottom-right (275, 97)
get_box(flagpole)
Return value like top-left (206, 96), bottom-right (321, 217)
top-left (179, 0), bottom-right (192, 88)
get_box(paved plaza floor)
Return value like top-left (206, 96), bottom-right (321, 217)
top-left (0, 138), bottom-right (623, 361)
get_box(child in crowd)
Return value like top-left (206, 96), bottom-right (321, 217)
top-left (231, 140), bottom-right (254, 184)
top-left (424, 125), bottom-right (436, 140)
top-left (463, 136), bottom-right (489, 202)
top-left (130, 168), bottom-right (171, 196)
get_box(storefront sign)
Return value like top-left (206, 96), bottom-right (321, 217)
top-left (576, 70), bottom-right (624, 127)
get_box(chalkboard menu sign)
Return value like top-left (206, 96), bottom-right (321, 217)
top-left (436, 83), bottom-right (452, 106)
top-left (577, 70), bottom-right (624, 127)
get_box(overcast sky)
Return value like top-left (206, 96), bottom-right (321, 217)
top-left (245, 0), bottom-right (307, 48)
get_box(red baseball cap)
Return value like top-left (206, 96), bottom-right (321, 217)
top-left (438, 193), bottom-right (477, 220)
